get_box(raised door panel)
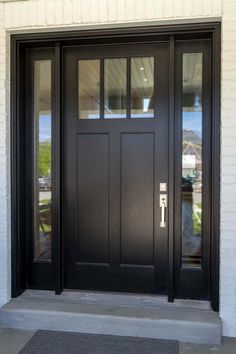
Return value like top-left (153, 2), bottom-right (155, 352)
top-left (76, 134), bottom-right (109, 263)
top-left (121, 133), bottom-right (154, 266)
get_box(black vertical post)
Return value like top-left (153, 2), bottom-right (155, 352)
top-left (11, 40), bottom-right (27, 297)
top-left (11, 38), bottom-right (20, 298)
top-left (127, 57), bottom-right (131, 118)
top-left (211, 25), bottom-right (221, 311)
top-left (53, 42), bottom-right (63, 295)
top-left (168, 36), bottom-right (175, 302)
top-left (100, 59), bottom-right (104, 118)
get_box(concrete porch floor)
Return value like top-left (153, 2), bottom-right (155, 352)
top-left (0, 290), bottom-right (222, 346)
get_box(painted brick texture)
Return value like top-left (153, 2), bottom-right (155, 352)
top-left (220, 0), bottom-right (236, 338)
top-left (1, 0), bottom-right (222, 29)
top-left (0, 0), bottom-right (235, 338)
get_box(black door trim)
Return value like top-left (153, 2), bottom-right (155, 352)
top-left (11, 22), bottom-right (221, 310)
top-left (211, 25), bottom-right (221, 312)
top-left (53, 42), bottom-right (63, 295)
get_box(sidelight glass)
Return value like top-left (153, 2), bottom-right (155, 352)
top-left (104, 58), bottom-right (126, 118)
top-left (181, 53), bottom-right (203, 268)
top-left (131, 57), bottom-right (154, 118)
top-left (78, 60), bottom-right (100, 119)
top-left (34, 60), bottom-right (52, 261)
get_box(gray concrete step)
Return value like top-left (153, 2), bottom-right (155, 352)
top-left (0, 290), bottom-right (221, 345)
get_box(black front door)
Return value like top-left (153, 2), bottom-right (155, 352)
top-left (63, 43), bottom-right (169, 293)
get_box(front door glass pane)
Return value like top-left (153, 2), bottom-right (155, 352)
top-left (181, 53), bottom-right (203, 268)
top-left (78, 60), bottom-right (100, 119)
top-left (104, 58), bottom-right (126, 118)
top-left (34, 60), bottom-right (52, 261)
top-left (131, 57), bottom-right (154, 118)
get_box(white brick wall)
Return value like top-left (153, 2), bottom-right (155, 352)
top-left (1, 0), bottom-right (222, 29)
top-left (0, 0), bottom-right (235, 338)
top-left (0, 0), bottom-right (11, 307)
top-left (220, 0), bottom-right (236, 337)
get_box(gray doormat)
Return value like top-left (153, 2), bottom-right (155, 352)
top-left (20, 330), bottom-right (179, 354)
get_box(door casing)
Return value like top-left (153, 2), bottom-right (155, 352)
top-left (11, 22), bottom-right (221, 310)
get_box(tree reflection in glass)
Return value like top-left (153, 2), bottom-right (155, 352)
top-left (182, 53), bottom-right (203, 268)
top-left (34, 60), bottom-right (52, 261)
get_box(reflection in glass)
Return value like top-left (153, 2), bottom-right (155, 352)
top-left (104, 58), bottom-right (126, 118)
top-left (131, 57), bottom-right (154, 118)
top-left (78, 60), bottom-right (100, 119)
top-left (34, 61), bottom-right (52, 261)
top-left (182, 53), bottom-right (203, 268)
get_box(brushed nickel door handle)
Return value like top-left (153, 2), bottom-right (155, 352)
top-left (160, 194), bottom-right (167, 228)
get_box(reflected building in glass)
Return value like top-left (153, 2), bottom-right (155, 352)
top-left (181, 53), bottom-right (203, 268)
top-left (34, 60), bottom-right (52, 261)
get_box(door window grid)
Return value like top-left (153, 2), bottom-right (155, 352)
top-left (78, 57), bottom-right (155, 119)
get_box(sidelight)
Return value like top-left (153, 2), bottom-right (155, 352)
top-left (181, 53), bottom-right (203, 268)
top-left (33, 60), bottom-right (52, 261)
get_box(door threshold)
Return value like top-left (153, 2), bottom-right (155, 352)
top-left (24, 289), bottom-right (211, 311)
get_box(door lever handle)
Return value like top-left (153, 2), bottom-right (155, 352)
top-left (160, 194), bottom-right (167, 228)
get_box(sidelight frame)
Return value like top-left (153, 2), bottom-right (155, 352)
top-left (26, 48), bottom-right (55, 289)
top-left (11, 22), bottom-right (220, 310)
top-left (174, 40), bottom-right (212, 300)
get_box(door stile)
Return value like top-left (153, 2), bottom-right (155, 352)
top-left (168, 36), bottom-right (175, 302)
top-left (153, 43), bottom-right (169, 293)
top-left (53, 42), bottom-right (63, 294)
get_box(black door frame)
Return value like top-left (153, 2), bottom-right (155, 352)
top-left (11, 22), bottom-right (221, 310)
